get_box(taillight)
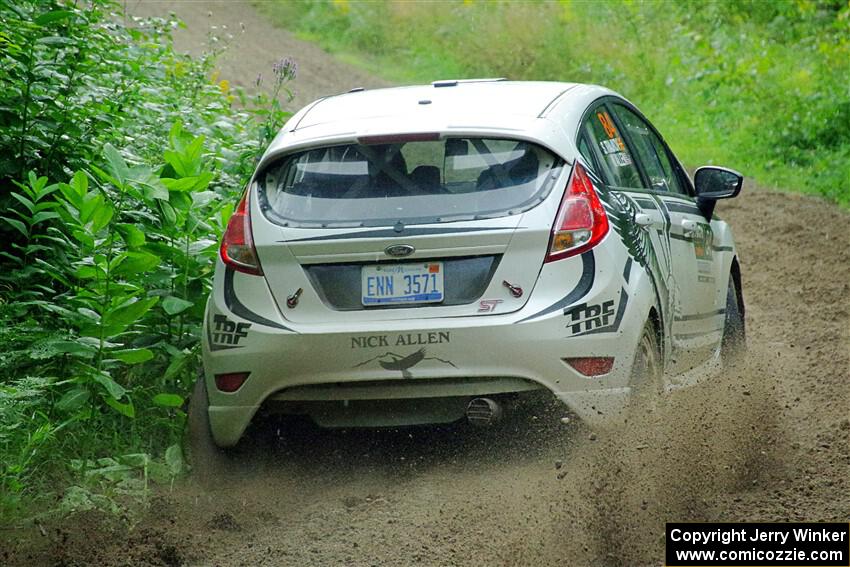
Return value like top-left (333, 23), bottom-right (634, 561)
top-left (544, 163), bottom-right (609, 263)
top-left (214, 372), bottom-right (250, 392)
top-left (220, 188), bottom-right (263, 276)
top-left (563, 357), bottom-right (614, 377)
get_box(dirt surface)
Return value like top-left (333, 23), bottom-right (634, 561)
top-left (122, 0), bottom-right (390, 108)
top-left (3, 2), bottom-right (850, 566)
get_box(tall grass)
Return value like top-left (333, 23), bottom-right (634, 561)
top-left (258, 0), bottom-right (850, 205)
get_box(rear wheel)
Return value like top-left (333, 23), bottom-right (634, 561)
top-left (186, 372), bottom-right (229, 484)
top-left (721, 276), bottom-right (746, 364)
top-left (629, 318), bottom-right (663, 413)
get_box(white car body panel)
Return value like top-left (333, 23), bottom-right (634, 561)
top-left (202, 80), bottom-right (741, 446)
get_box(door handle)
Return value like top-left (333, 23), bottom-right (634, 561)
top-left (634, 213), bottom-right (653, 228)
top-left (681, 219), bottom-right (699, 236)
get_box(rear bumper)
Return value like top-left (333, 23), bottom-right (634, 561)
top-left (203, 248), bottom-right (651, 446)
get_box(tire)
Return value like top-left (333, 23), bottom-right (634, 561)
top-left (721, 276), bottom-right (746, 364)
top-left (186, 372), bottom-right (229, 484)
top-left (629, 318), bottom-right (663, 413)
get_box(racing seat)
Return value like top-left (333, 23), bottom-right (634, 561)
top-left (410, 165), bottom-right (443, 194)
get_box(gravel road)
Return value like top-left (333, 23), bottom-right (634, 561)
top-left (124, 0), bottom-right (389, 108)
top-left (4, 2), bottom-right (849, 566)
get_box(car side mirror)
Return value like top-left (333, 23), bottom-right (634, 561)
top-left (694, 166), bottom-right (743, 199)
top-left (694, 166), bottom-right (743, 218)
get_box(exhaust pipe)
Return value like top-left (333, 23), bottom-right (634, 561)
top-left (466, 397), bottom-right (503, 427)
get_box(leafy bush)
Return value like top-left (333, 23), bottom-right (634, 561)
top-left (258, 0), bottom-right (850, 205)
top-left (0, 0), bottom-right (293, 517)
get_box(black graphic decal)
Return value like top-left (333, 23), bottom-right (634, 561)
top-left (350, 332), bottom-right (451, 349)
top-left (516, 251), bottom-right (595, 323)
top-left (649, 194), bottom-right (678, 342)
top-left (353, 348), bottom-right (456, 379)
top-left (207, 323), bottom-right (241, 352)
top-left (212, 314), bottom-right (251, 345)
top-left (598, 190), bottom-right (677, 345)
top-left (224, 268), bottom-right (294, 331)
top-left (663, 201), bottom-right (703, 216)
top-left (623, 257), bottom-right (633, 283)
top-left (566, 288), bottom-right (629, 337)
top-left (600, 191), bottom-right (654, 271)
top-left (632, 197), bottom-right (658, 210)
top-left (564, 300), bottom-right (615, 334)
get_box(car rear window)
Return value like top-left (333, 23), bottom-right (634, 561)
top-left (256, 137), bottom-right (563, 227)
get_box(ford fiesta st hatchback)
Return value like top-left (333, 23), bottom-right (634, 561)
top-left (190, 79), bottom-right (745, 459)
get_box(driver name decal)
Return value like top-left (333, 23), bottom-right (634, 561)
top-left (351, 331), bottom-right (450, 349)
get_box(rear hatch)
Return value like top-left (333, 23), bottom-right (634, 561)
top-left (253, 135), bottom-right (564, 324)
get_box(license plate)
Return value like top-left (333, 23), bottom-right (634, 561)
top-left (361, 262), bottom-right (444, 306)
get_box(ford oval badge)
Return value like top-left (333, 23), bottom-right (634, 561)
top-left (385, 244), bottom-right (415, 258)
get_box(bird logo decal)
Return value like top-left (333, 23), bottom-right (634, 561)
top-left (353, 348), bottom-right (456, 379)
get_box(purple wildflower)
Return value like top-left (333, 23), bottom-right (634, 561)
top-left (272, 57), bottom-right (298, 81)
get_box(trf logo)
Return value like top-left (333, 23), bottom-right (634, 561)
top-left (212, 314), bottom-right (251, 345)
top-left (478, 299), bottom-right (504, 313)
top-left (564, 300), bottom-right (615, 334)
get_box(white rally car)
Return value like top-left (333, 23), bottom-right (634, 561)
top-left (190, 80), bottom-right (745, 457)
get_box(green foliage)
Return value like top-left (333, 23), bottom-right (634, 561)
top-left (258, 0), bottom-right (850, 204)
top-left (0, 0), bottom-right (294, 518)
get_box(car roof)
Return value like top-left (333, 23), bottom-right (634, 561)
top-left (291, 80), bottom-right (585, 130)
top-left (259, 80), bottom-right (622, 168)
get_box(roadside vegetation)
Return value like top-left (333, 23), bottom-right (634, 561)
top-left (1, 0), bottom-right (846, 526)
top-left (258, 0), bottom-right (850, 205)
top-left (0, 0), bottom-right (292, 519)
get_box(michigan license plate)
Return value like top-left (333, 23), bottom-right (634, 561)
top-left (361, 262), bottom-right (444, 306)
